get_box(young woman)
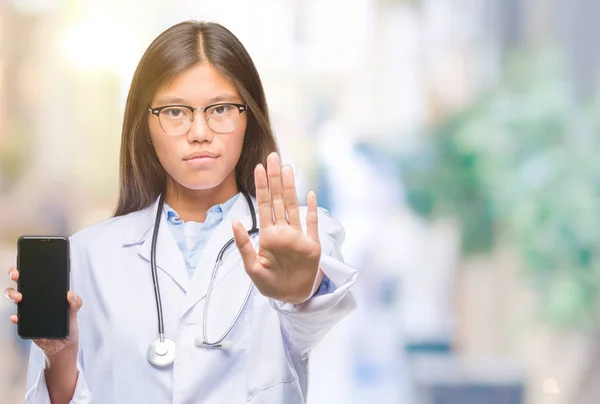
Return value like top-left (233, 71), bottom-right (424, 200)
top-left (5, 20), bottom-right (357, 403)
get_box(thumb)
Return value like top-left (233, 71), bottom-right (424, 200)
top-left (67, 290), bottom-right (83, 315)
top-left (232, 220), bottom-right (257, 274)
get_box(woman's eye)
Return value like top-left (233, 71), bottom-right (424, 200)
top-left (213, 105), bottom-right (232, 115)
top-left (161, 108), bottom-right (188, 119)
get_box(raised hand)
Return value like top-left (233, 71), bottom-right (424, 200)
top-left (232, 152), bottom-right (321, 304)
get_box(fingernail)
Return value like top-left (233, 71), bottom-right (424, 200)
top-left (71, 295), bottom-right (78, 305)
top-left (12, 292), bottom-right (20, 301)
top-left (7, 270), bottom-right (13, 280)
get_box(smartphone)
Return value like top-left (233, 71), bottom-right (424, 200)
top-left (17, 236), bottom-right (70, 339)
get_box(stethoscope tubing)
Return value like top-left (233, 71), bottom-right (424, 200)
top-left (150, 192), bottom-right (258, 353)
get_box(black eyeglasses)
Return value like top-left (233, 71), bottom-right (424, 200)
top-left (148, 103), bottom-right (247, 136)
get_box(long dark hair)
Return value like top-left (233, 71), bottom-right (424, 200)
top-left (113, 20), bottom-right (278, 217)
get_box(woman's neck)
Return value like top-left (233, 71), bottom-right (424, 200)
top-left (164, 179), bottom-right (239, 223)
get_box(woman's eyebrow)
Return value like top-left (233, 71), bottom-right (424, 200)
top-left (153, 96), bottom-right (189, 106)
top-left (205, 94), bottom-right (242, 103)
top-left (154, 94), bottom-right (241, 106)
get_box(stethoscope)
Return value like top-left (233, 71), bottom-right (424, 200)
top-left (146, 191), bottom-right (259, 367)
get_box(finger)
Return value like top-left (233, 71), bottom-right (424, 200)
top-left (232, 220), bottom-right (258, 274)
top-left (9, 314), bottom-right (17, 325)
top-left (306, 191), bottom-right (320, 242)
top-left (281, 165), bottom-right (301, 230)
top-left (7, 267), bottom-right (18, 282)
top-left (267, 153), bottom-right (287, 225)
top-left (4, 287), bottom-right (21, 303)
top-left (255, 164), bottom-right (273, 229)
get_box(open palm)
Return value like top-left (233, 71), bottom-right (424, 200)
top-left (232, 152), bottom-right (321, 304)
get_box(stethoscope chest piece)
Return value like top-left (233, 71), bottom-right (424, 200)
top-left (147, 337), bottom-right (176, 367)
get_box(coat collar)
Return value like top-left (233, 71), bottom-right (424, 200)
top-left (122, 197), bottom-right (163, 246)
top-left (180, 193), bottom-right (259, 316)
top-left (120, 194), bottom-right (259, 316)
top-left (122, 196), bottom-right (189, 292)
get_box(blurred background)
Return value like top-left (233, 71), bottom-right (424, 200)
top-left (1, 0), bottom-right (599, 403)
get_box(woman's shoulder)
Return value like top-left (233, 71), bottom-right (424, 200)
top-left (69, 205), bottom-right (154, 249)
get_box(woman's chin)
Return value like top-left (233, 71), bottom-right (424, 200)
top-left (175, 178), bottom-right (230, 193)
top-left (168, 170), bottom-right (236, 193)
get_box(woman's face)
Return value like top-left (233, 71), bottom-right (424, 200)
top-left (148, 63), bottom-right (247, 194)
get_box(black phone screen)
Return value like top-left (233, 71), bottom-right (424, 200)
top-left (17, 237), bottom-right (70, 339)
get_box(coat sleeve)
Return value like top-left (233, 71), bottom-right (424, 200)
top-left (25, 343), bottom-right (92, 404)
top-left (269, 207), bottom-right (358, 356)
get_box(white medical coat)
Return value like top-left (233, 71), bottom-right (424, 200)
top-left (24, 195), bottom-right (358, 403)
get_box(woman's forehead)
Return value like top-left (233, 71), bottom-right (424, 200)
top-left (153, 63), bottom-right (242, 105)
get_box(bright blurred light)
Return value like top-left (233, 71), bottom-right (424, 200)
top-left (11, 0), bottom-right (60, 13)
top-left (543, 378), bottom-right (560, 394)
top-left (60, 16), bottom-right (134, 72)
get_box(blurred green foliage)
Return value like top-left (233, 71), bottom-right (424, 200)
top-left (399, 51), bottom-right (600, 330)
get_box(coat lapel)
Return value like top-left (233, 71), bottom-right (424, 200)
top-left (180, 194), bottom-right (259, 319)
top-left (123, 196), bottom-right (190, 293)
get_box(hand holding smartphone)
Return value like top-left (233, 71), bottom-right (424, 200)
top-left (16, 236), bottom-right (71, 339)
top-left (5, 236), bottom-right (82, 401)
top-left (5, 236), bottom-right (82, 357)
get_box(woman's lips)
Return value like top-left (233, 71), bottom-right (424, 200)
top-left (183, 152), bottom-right (218, 166)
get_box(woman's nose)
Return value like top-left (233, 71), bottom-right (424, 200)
top-left (187, 113), bottom-right (213, 142)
